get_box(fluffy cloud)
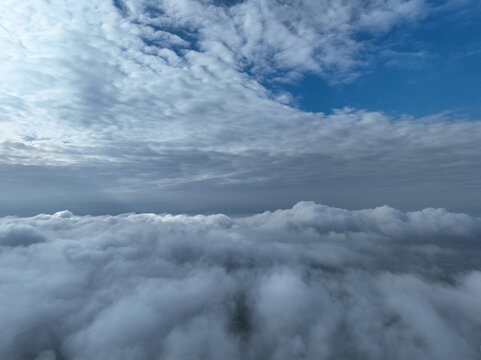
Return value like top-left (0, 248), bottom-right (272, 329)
top-left (0, 202), bottom-right (480, 359)
top-left (142, 0), bottom-right (428, 79)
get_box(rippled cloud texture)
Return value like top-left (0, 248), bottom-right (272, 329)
top-left (1, 202), bottom-right (480, 359)
top-left (1, 0), bottom-right (481, 214)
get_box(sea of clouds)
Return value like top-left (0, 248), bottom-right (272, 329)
top-left (1, 201), bottom-right (480, 359)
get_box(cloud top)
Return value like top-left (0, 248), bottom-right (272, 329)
top-left (1, 202), bottom-right (480, 359)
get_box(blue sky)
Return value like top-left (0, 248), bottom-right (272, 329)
top-left (279, 2), bottom-right (481, 117)
top-left (1, 0), bottom-right (481, 216)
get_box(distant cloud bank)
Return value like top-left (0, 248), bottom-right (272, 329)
top-left (1, 202), bottom-right (480, 359)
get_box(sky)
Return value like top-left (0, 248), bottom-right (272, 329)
top-left (1, 0), bottom-right (481, 216)
top-left (1, 2), bottom-right (481, 359)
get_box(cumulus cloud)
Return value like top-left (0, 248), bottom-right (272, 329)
top-left (0, 224), bottom-right (46, 247)
top-left (0, 202), bottom-right (480, 359)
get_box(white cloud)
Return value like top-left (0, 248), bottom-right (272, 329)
top-left (0, 0), bottom-right (469, 160)
top-left (0, 202), bottom-right (480, 359)
top-left (1, 0), bottom-right (480, 214)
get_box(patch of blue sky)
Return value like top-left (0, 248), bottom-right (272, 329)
top-left (112, 0), bottom-right (200, 55)
top-left (112, 0), bottom-right (129, 17)
top-left (272, 3), bottom-right (481, 119)
top-left (137, 25), bottom-right (201, 59)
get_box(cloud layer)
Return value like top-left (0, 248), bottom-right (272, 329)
top-left (1, 202), bottom-right (480, 359)
top-left (1, 0), bottom-right (481, 214)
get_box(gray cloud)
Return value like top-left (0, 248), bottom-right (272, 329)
top-left (0, 202), bottom-right (480, 359)
top-left (2, 108), bottom-right (481, 215)
top-left (0, 225), bottom-right (46, 247)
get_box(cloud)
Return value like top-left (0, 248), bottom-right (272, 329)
top-left (0, 224), bottom-right (46, 247)
top-left (2, 107), bottom-right (481, 215)
top-left (1, 0), bottom-right (481, 214)
top-left (133, 0), bottom-right (430, 79)
top-left (0, 202), bottom-right (480, 359)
